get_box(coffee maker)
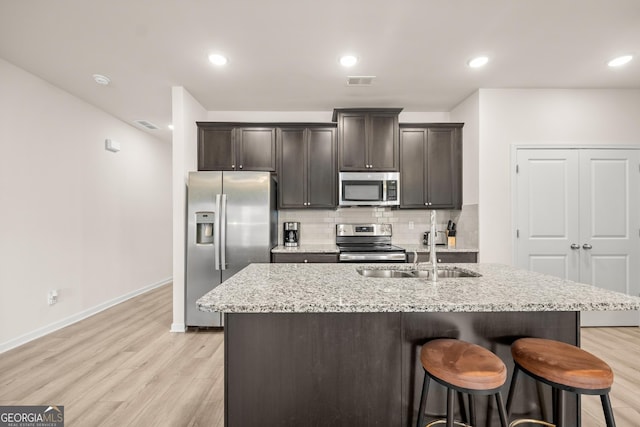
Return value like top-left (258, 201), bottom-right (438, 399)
top-left (283, 222), bottom-right (300, 247)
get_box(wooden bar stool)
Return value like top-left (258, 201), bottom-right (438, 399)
top-left (506, 338), bottom-right (616, 427)
top-left (417, 338), bottom-right (509, 427)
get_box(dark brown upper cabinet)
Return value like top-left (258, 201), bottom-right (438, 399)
top-left (400, 124), bottom-right (463, 210)
top-left (333, 108), bottom-right (402, 171)
top-left (277, 126), bottom-right (337, 209)
top-left (197, 124), bottom-right (276, 171)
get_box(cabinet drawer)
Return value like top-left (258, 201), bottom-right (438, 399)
top-left (272, 253), bottom-right (338, 263)
top-left (410, 252), bottom-right (477, 263)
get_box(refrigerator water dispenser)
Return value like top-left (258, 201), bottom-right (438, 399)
top-left (195, 212), bottom-right (215, 244)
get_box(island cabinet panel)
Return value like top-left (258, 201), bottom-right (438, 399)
top-left (271, 253), bottom-right (338, 263)
top-left (223, 311), bottom-right (579, 427)
top-left (277, 126), bottom-right (336, 209)
top-left (335, 108), bottom-right (401, 171)
top-left (225, 313), bottom-right (402, 427)
top-left (400, 124), bottom-right (463, 209)
top-left (197, 124), bottom-right (276, 171)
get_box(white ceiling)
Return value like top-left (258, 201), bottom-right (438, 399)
top-left (1, 0), bottom-right (639, 142)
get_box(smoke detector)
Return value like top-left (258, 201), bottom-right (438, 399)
top-left (347, 76), bottom-right (376, 86)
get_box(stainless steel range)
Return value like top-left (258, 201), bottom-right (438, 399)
top-left (336, 223), bottom-right (407, 263)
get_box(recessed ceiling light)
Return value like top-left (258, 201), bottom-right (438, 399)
top-left (168, 124), bottom-right (174, 131)
top-left (608, 55), bottom-right (633, 67)
top-left (340, 55), bottom-right (358, 67)
top-left (92, 74), bottom-right (111, 85)
top-left (467, 56), bottom-right (489, 68)
top-left (209, 54), bottom-right (228, 66)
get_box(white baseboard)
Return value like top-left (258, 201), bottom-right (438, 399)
top-left (170, 323), bottom-right (186, 333)
top-left (0, 277), bottom-right (172, 354)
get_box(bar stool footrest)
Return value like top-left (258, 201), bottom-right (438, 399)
top-left (509, 418), bottom-right (555, 426)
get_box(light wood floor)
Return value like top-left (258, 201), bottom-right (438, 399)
top-left (0, 284), bottom-right (638, 426)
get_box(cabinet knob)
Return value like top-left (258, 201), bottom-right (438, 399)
top-left (231, 164), bottom-right (235, 169)
top-left (583, 243), bottom-right (593, 250)
top-left (239, 165), bottom-right (243, 169)
top-left (570, 244), bottom-right (580, 250)
top-left (304, 259), bottom-right (308, 263)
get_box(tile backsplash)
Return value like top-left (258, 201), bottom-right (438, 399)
top-left (278, 204), bottom-right (478, 248)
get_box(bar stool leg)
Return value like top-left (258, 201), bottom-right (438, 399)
top-left (468, 394), bottom-right (476, 426)
top-left (495, 393), bottom-right (509, 426)
top-left (417, 371), bottom-right (430, 427)
top-left (446, 388), bottom-right (455, 427)
top-left (556, 389), bottom-right (565, 427)
top-left (601, 393), bottom-right (617, 427)
top-left (506, 365), bottom-right (520, 415)
top-left (457, 391), bottom-right (468, 424)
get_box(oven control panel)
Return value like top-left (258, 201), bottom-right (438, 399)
top-left (336, 223), bottom-right (392, 237)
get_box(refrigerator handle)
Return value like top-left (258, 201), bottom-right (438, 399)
top-left (221, 194), bottom-right (227, 270)
top-left (214, 194), bottom-right (221, 271)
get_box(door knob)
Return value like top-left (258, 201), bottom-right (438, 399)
top-left (570, 244), bottom-right (580, 250)
top-left (582, 243), bottom-right (593, 250)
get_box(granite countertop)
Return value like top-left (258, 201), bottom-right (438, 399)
top-left (197, 263), bottom-right (640, 314)
top-left (271, 244), bottom-right (477, 253)
top-left (271, 244), bottom-right (339, 253)
top-left (400, 244), bottom-right (478, 253)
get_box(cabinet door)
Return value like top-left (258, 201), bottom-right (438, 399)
top-left (339, 113), bottom-right (367, 170)
top-left (277, 128), bottom-right (306, 208)
top-left (369, 113), bottom-right (399, 171)
top-left (236, 127), bottom-right (276, 171)
top-left (426, 128), bottom-right (462, 209)
top-left (198, 127), bottom-right (235, 170)
top-left (400, 129), bottom-right (427, 207)
top-left (307, 128), bottom-right (337, 208)
top-left (271, 253), bottom-right (339, 263)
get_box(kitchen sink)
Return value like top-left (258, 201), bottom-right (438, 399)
top-left (357, 266), bottom-right (481, 279)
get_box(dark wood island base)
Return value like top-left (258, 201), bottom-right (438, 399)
top-left (224, 311), bottom-right (579, 427)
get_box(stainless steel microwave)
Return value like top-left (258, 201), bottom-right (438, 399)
top-left (338, 172), bottom-right (400, 207)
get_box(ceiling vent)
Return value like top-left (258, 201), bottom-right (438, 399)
top-left (134, 120), bottom-right (159, 130)
top-left (346, 76), bottom-right (376, 86)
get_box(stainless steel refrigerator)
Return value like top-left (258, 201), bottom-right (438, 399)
top-left (186, 171), bottom-right (277, 327)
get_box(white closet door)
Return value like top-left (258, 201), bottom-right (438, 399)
top-left (579, 150), bottom-right (640, 326)
top-left (515, 149), bottom-right (580, 281)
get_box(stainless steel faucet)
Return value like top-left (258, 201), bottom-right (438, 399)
top-left (429, 210), bottom-right (438, 281)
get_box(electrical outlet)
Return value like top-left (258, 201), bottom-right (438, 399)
top-left (408, 221), bottom-right (414, 230)
top-left (48, 290), bottom-right (58, 306)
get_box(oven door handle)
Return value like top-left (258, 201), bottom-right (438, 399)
top-left (339, 252), bottom-right (407, 262)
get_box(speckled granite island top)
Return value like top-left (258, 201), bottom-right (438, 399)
top-left (197, 263), bottom-right (640, 313)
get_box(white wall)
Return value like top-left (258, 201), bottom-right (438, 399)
top-left (450, 91), bottom-right (479, 205)
top-left (171, 87), bottom-right (207, 332)
top-left (478, 88), bottom-right (640, 264)
top-left (0, 58), bottom-right (172, 351)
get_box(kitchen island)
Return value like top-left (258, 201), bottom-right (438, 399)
top-left (197, 263), bottom-right (640, 427)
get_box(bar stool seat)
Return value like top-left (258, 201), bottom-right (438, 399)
top-left (507, 337), bottom-right (616, 427)
top-left (417, 339), bottom-right (509, 427)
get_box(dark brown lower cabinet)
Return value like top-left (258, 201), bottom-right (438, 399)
top-left (408, 251), bottom-right (478, 263)
top-left (224, 311), bottom-right (579, 427)
top-left (271, 253), bottom-right (338, 263)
